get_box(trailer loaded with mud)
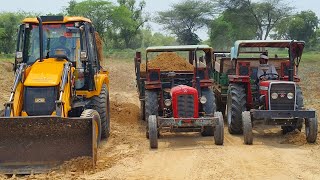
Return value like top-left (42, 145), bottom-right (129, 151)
top-left (134, 45), bottom-right (224, 148)
top-left (212, 40), bottom-right (318, 144)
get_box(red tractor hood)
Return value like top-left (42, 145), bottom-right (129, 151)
top-left (170, 85), bottom-right (198, 96)
top-left (259, 80), bottom-right (295, 89)
top-left (170, 85), bottom-right (199, 118)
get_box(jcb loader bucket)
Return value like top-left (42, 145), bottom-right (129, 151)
top-left (0, 116), bottom-right (97, 174)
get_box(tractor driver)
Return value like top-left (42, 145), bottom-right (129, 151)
top-left (257, 53), bottom-right (278, 81)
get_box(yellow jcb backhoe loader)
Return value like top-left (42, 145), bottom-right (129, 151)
top-left (0, 16), bottom-right (110, 174)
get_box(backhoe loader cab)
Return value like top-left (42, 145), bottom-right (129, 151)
top-left (0, 16), bottom-right (110, 174)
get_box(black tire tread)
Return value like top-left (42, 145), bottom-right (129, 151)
top-left (201, 89), bottom-right (216, 136)
top-left (227, 84), bottom-right (246, 134)
top-left (242, 111), bottom-right (253, 145)
top-left (214, 112), bottom-right (224, 145)
top-left (88, 84), bottom-right (110, 138)
top-left (145, 90), bottom-right (158, 120)
top-left (305, 112), bottom-right (318, 143)
top-left (81, 109), bottom-right (101, 145)
top-left (148, 115), bottom-right (158, 149)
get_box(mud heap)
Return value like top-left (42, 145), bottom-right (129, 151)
top-left (95, 32), bottom-right (104, 62)
top-left (141, 52), bottom-right (194, 72)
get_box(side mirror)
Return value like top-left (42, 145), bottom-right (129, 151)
top-left (15, 51), bottom-right (23, 63)
top-left (80, 51), bottom-right (87, 62)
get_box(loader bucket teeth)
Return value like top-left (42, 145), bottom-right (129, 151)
top-left (0, 116), bottom-right (97, 174)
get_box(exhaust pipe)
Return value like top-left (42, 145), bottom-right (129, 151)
top-left (37, 16), bottom-right (44, 62)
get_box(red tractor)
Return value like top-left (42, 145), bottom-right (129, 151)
top-left (134, 45), bottom-right (224, 148)
top-left (213, 40), bottom-right (317, 144)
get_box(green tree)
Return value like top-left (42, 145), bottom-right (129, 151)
top-left (140, 29), bottom-right (177, 47)
top-left (110, 0), bottom-right (148, 49)
top-left (209, 7), bottom-right (257, 49)
top-left (217, 0), bottom-right (292, 40)
top-left (274, 11), bottom-right (318, 47)
top-left (248, 0), bottom-right (293, 40)
top-left (65, 0), bottom-right (114, 43)
top-left (0, 12), bottom-right (26, 54)
top-left (157, 0), bottom-right (216, 45)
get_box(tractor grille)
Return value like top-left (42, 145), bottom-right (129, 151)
top-left (23, 87), bottom-right (58, 116)
top-left (177, 94), bottom-right (195, 118)
top-left (269, 83), bottom-right (295, 110)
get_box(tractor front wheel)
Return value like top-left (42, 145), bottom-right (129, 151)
top-left (242, 111), bottom-right (253, 145)
top-left (214, 112), bottom-right (224, 145)
top-left (305, 113), bottom-right (318, 143)
top-left (148, 115), bottom-right (158, 149)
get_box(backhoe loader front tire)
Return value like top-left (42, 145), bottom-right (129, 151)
top-left (88, 84), bottom-right (110, 139)
top-left (81, 109), bottom-right (101, 145)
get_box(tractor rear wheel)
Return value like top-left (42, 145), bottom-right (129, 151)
top-left (88, 84), bottom-right (110, 139)
top-left (148, 115), bottom-right (158, 149)
top-left (242, 111), bottom-right (253, 145)
top-left (81, 109), bottom-right (101, 145)
top-left (145, 90), bottom-right (158, 121)
top-left (305, 112), bottom-right (318, 143)
top-left (227, 84), bottom-right (246, 134)
top-left (201, 89), bottom-right (216, 136)
top-left (214, 112), bottom-right (224, 145)
top-left (145, 90), bottom-right (158, 138)
top-left (140, 100), bottom-right (145, 121)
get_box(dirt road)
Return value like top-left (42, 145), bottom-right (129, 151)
top-left (0, 59), bottom-right (319, 179)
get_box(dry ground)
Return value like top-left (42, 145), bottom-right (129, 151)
top-left (0, 58), bottom-right (319, 180)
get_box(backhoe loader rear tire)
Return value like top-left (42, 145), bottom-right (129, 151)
top-left (81, 109), bottom-right (101, 145)
top-left (88, 84), bottom-right (110, 139)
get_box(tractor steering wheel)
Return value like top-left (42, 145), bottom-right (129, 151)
top-left (259, 73), bottom-right (279, 80)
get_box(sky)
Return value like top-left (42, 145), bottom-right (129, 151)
top-left (0, 0), bottom-right (320, 40)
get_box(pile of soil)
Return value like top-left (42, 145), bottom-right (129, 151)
top-left (0, 62), bottom-right (14, 109)
top-left (280, 130), bottom-right (307, 145)
top-left (141, 52), bottom-right (194, 72)
top-left (59, 156), bottom-right (94, 173)
top-left (95, 32), bottom-right (104, 63)
top-left (110, 94), bottom-right (140, 125)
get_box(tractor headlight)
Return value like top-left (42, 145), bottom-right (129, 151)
top-left (287, 93), bottom-right (294, 100)
top-left (164, 99), bottom-right (172, 106)
top-left (271, 93), bottom-right (278, 99)
top-left (200, 96), bottom-right (207, 104)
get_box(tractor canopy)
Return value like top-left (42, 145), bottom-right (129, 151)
top-left (231, 40), bottom-right (305, 60)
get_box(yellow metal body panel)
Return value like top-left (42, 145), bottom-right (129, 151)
top-left (24, 58), bottom-right (66, 87)
top-left (23, 16), bottom-right (91, 24)
top-left (76, 71), bottom-right (109, 98)
top-left (12, 83), bottom-right (24, 116)
top-left (21, 111), bottom-right (28, 117)
top-left (61, 67), bottom-right (74, 117)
